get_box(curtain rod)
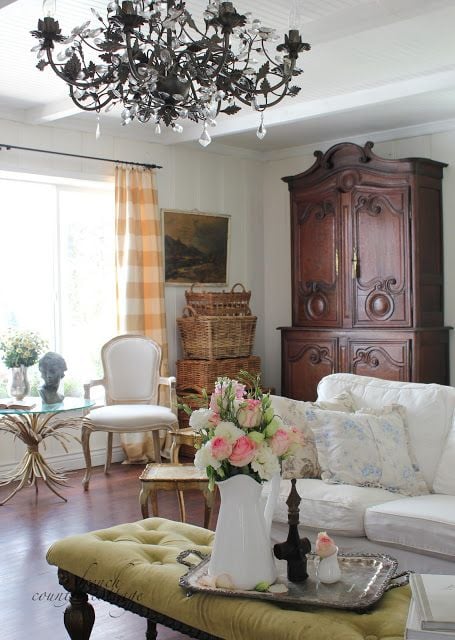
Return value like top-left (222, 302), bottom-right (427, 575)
top-left (0, 143), bottom-right (162, 170)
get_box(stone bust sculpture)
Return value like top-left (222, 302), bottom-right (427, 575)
top-left (38, 352), bottom-right (67, 405)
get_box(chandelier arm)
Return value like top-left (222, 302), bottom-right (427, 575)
top-left (199, 32), bottom-right (232, 82)
top-left (230, 70), bottom-right (292, 99)
top-left (45, 49), bottom-right (98, 90)
top-left (124, 32), bottom-right (145, 83)
top-left (179, 15), bottom-right (210, 41)
top-left (77, 35), bottom-right (106, 54)
top-left (69, 86), bottom-right (112, 112)
top-left (259, 40), bottom-right (286, 69)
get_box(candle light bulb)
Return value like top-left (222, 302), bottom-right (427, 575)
top-left (288, 0), bottom-right (304, 32)
top-left (43, 0), bottom-right (57, 17)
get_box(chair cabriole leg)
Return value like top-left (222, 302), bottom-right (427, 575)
top-left (81, 424), bottom-right (92, 491)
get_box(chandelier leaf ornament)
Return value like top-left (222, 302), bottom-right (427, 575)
top-left (32, 0), bottom-right (310, 146)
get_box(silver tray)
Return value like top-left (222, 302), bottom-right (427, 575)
top-left (178, 550), bottom-right (403, 611)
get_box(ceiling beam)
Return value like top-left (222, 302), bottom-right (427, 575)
top-left (168, 69), bottom-right (455, 145)
top-left (24, 99), bottom-right (80, 125)
top-left (0, 0), bottom-right (19, 8)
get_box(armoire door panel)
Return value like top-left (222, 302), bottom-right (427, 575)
top-left (282, 333), bottom-right (337, 401)
top-left (347, 338), bottom-right (410, 381)
top-left (351, 186), bottom-right (411, 327)
top-left (292, 186), bottom-right (342, 327)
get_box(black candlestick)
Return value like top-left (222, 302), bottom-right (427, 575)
top-left (273, 478), bottom-right (311, 582)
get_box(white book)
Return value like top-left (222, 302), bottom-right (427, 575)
top-left (406, 599), bottom-right (455, 640)
top-left (409, 574), bottom-right (455, 632)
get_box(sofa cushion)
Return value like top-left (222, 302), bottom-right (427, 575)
top-left (270, 395), bottom-right (320, 479)
top-left (365, 495), bottom-right (455, 558)
top-left (317, 374), bottom-right (455, 487)
top-left (267, 478), bottom-right (402, 536)
top-left (433, 413), bottom-right (455, 495)
top-left (308, 405), bottom-right (428, 496)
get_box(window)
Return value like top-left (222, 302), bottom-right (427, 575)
top-left (0, 173), bottom-right (116, 397)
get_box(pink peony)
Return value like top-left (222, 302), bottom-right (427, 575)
top-left (270, 428), bottom-right (290, 456)
top-left (315, 531), bottom-right (337, 558)
top-left (237, 399), bottom-right (262, 429)
top-left (229, 435), bottom-right (257, 467)
top-left (210, 436), bottom-right (232, 461)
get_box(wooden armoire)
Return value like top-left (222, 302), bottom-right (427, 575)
top-left (280, 141), bottom-right (451, 401)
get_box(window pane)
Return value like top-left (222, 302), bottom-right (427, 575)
top-left (0, 179), bottom-right (56, 396)
top-left (0, 176), bottom-right (115, 398)
top-left (58, 186), bottom-right (116, 395)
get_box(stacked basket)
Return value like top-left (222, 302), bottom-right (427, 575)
top-left (176, 283), bottom-right (261, 430)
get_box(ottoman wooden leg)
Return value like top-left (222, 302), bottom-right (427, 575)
top-left (63, 592), bottom-right (95, 640)
top-left (146, 619), bottom-right (157, 639)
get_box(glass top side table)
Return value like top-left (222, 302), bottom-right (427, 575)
top-left (0, 397), bottom-right (95, 505)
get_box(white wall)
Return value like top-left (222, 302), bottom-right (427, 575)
top-left (262, 132), bottom-right (455, 392)
top-left (0, 117), bottom-right (264, 473)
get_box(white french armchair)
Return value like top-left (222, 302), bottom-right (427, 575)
top-left (81, 334), bottom-right (178, 490)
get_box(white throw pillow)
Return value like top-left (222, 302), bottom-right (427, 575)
top-left (307, 405), bottom-right (429, 497)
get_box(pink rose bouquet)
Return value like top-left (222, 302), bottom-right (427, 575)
top-left (182, 372), bottom-right (304, 489)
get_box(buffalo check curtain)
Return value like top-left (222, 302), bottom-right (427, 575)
top-left (115, 166), bottom-right (169, 463)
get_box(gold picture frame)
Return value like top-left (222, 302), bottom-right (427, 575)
top-left (162, 209), bottom-right (230, 285)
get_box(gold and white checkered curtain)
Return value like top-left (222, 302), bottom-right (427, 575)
top-left (115, 165), bottom-right (168, 463)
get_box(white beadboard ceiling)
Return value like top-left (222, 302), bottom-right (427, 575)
top-left (0, 0), bottom-right (454, 151)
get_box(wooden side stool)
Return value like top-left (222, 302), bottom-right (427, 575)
top-left (169, 426), bottom-right (200, 462)
top-left (139, 463), bottom-right (214, 529)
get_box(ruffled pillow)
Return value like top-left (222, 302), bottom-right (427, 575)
top-left (270, 395), bottom-right (320, 479)
top-left (313, 390), bottom-right (355, 413)
top-left (307, 404), bottom-right (429, 496)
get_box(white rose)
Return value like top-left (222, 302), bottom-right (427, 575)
top-left (194, 442), bottom-right (221, 470)
top-left (214, 421), bottom-right (244, 443)
top-left (251, 444), bottom-right (280, 480)
top-left (189, 408), bottom-right (214, 432)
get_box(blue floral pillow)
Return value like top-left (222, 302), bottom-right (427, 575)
top-left (308, 405), bottom-right (429, 496)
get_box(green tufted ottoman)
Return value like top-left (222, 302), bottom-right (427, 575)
top-left (46, 517), bottom-right (410, 640)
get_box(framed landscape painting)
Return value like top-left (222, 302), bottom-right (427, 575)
top-left (162, 209), bottom-right (230, 285)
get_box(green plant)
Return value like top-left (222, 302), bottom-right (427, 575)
top-left (0, 329), bottom-right (47, 368)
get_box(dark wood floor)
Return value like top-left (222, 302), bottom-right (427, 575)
top-left (0, 462), bottom-right (218, 640)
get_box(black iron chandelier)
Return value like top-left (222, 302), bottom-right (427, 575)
top-left (32, 1), bottom-right (310, 146)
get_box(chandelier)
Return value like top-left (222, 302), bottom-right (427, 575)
top-left (32, 1), bottom-right (310, 146)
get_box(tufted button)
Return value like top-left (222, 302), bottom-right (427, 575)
top-left (365, 635), bottom-right (378, 640)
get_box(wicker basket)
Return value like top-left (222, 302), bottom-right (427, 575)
top-left (184, 283), bottom-right (252, 316)
top-left (177, 306), bottom-right (257, 359)
top-left (176, 356), bottom-right (261, 393)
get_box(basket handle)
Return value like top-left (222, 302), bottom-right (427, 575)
top-left (181, 305), bottom-right (197, 318)
top-left (230, 282), bottom-right (247, 293)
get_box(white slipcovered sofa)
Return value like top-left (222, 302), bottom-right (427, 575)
top-left (268, 373), bottom-right (455, 574)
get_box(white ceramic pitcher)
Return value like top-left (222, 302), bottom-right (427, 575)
top-left (208, 472), bottom-right (280, 591)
